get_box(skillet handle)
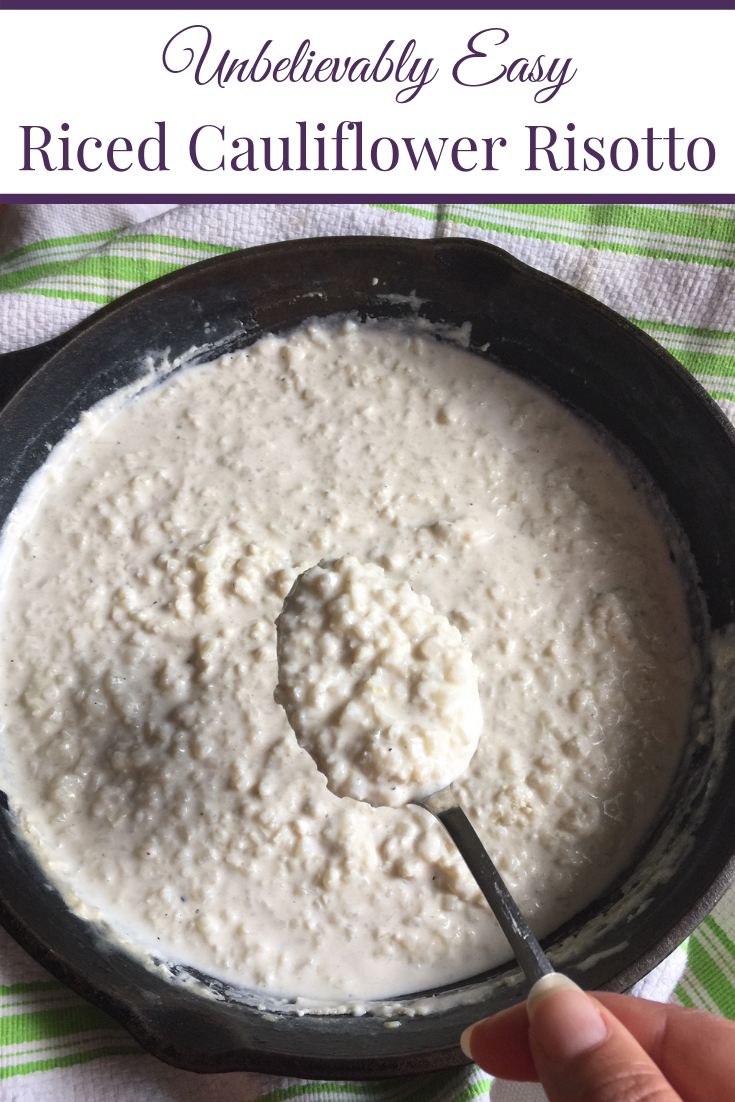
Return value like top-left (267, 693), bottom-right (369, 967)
top-left (0, 334), bottom-right (71, 410)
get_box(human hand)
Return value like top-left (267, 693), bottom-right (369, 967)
top-left (460, 973), bottom-right (735, 1102)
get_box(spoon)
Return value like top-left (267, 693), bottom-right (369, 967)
top-left (276, 555), bottom-right (556, 991)
top-left (417, 784), bottom-right (554, 990)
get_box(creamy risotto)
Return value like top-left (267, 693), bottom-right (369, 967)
top-left (0, 320), bottom-right (693, 1003)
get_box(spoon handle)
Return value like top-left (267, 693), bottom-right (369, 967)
top-left (423, 794), bottom-right (555, 990)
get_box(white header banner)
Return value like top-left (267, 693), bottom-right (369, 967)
top-left (1, 9), bottom-right (732, 196)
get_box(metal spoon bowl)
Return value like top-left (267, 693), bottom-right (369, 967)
top-left (419, 786), bottom-right (554, 990)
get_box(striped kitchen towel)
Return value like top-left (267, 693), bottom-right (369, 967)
top-left (0, 201), bottom-right (733, 1102)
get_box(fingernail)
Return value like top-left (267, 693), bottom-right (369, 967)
top-left (527, 972), bottom-right (583, 1018)
top-left (459, 1023), bottom-right (475, 1060)
top-left (527, 973), bottom-right (608, 1064)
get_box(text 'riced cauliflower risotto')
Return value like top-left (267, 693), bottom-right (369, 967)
top-left (0, 320), bottom-right (693, 1003)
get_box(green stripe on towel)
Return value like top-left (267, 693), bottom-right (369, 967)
top-left (0, 1044), bottom-right (141, 1080)
top-left (2, 1004), bottom-right (128, 1044)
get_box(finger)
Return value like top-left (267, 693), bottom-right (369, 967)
top-left (462, 981), bottom-right (735, 1100)
top-left (527, 974), bottom-right (683, 1102)
top-left (594, 992), bottom-right (735, 1102)
top-left (460, 1000), bottom-right (537, 1080)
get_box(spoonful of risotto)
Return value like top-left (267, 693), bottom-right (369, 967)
top-left (275, 555), bottom-right (554, 990)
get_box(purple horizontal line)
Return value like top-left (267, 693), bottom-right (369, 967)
top-left (5, 2), bottom-right (733, 7)
top-left (2, 194), bottom-right (734, 204)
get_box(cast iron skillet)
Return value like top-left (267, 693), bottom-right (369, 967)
top-left (1, 236), bottom-right (735, 1078)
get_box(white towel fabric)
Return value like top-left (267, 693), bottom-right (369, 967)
top-left (1, 200), bottom-right (733, 1102)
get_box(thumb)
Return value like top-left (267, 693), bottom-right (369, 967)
top-left (525, 974), bottom-right (683, 1102)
